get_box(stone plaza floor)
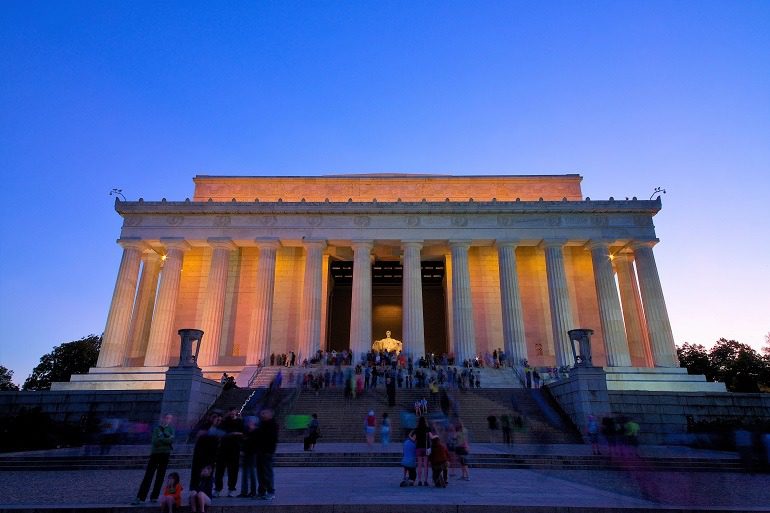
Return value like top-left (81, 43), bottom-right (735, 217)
top-left (0, 443), bottom-right (769, 512)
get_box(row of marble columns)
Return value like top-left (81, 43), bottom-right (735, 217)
top-left (97, 236), bottom-right (679, 370)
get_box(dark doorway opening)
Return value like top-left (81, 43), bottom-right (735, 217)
top-left (326, 260), bottom-right (447, 355)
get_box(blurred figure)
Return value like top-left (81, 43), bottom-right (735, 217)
top-left (238, 416), bottom-right (258, 497)
top-left (159, 472), bottom-right (182, 513)
top-left (586, 415), bottom-right (600, 455)
top-left (256, 408), bottom-right (278, 500)
top-left (365, 410), bottom-right (377, 448)
top-left (189, 465), bottom-right (213, 512)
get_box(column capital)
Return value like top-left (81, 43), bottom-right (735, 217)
top-left (585, 239), bottom-right (612, 251)
top-left (630, 239), bottom-right (659, 250)
top-left (495, 239), bottom-right (522, 249)
top-left (141, 250), bottom-right (162, 263)
top-left (302, 239), bottom-right (327, 250)
top-left (255, 237), bottom-right (281, 251)
top-left (541, 238), bottom-right (567, 249)
top-left (117, 237), bottom-right (147, 251)
top-left (159, 238), bottom-right (191, 252)
top-left (350, 240), bottom-right (374, 251)
top-left (207, 237), bottom-right (236, 251)
top-left (612, 251), bottom-right (634, 264)
top-left (449, 240), bottom-right (472, 250)
top-left (402, 240), bottom-right (424, 250)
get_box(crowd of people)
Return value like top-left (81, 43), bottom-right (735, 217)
top-left (131, 407), bottom-right (280, 512)
top-left (399, 416), bottom-right (471, 487)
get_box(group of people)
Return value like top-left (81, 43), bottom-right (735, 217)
top-left (400, 416), bottom-right (471, 487)
top-left (585, 414), bottom-right (640, 456)
top-left (131, 408), bottom-right (279, 512)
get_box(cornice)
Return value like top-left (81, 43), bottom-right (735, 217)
top-left (115, 198), bottom-right (661, 216)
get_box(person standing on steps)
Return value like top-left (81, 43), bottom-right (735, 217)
top-left (132, 413), bottom-right (175, 505)
top-left (365, 410), bottom-right (377, 448)
top-left (214, 408), bottom-right (243, 497)
top-left (304, 413), bottom-right (320, 451)
top-left (255, 408), bottom-right (278, 500)
top-left (381, 412), bottom-right (391, 448)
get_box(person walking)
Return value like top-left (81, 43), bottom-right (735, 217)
top-left (255, 408), bottom-right (278, 500)
top-left (132, 413), bottom-right (175, 505)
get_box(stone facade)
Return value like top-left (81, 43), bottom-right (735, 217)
top-left (55, 174), bottom-right (687, 390)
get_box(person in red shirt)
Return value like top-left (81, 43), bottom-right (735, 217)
top-left (159, 472), bottom-right (182, 512)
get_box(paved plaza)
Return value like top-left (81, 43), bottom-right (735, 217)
top-left (1, 443), bottom-right (768, 512)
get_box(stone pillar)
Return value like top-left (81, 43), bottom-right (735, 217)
top-left (450, 241), bottom-right (475, 364)
top-left (402, 241), bottom-right (426, 359)
top-left (298, 239), bottom-right (326, 362)
top-left (496, 240), bottom-right (528, 366)
top-left (349, 240), bottom-right (373, 361)
top-left (144, 239), bottom-right (189, 367)
top-left (543, 240), bottom-right (575, 368)
top-left (588, 241), bottom-right (632, 367)
top-left (197, 238), bottom-right (236, 367)
top-left (614, 252), bottom-right (653, 367)
top-left (98, 238), bottom-right (146, 368)
top-left (246, 239), bottom-right (280, 365)
top-left (632, 241), bottom-right (679, 367)
top-left (126, 251), bottom-right (162, 364)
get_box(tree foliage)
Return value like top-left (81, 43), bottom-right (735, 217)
top-left (0, 366), bottom-right (19, 391)
top-left (22, 335), bottom-right (101, 391)
top-left (678, 338), bottom-right (770, 393)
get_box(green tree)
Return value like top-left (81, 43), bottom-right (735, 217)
top-left (677, 343), bottom-right (715, 381)
top-left (22, 335), bottom-right (101, 391)
top-left (708, 338), bottom-right (767, 393)
top-left (0, 365), bottom-right (20, 391)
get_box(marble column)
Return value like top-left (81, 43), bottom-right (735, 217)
top-left (246, 239), bottom-right (280, 365)
top-left (349, 240), bottom-right (373, 361)
top-left (543, 240), bottom-right (575, 368)
top-left (126, 251), bottom-right (162, 364)
top-left (450, 241), bottom-right (475, 364)
top-left (144, 239), bottom-right (189, 367)
top-left (298, 240), bottom-right (326, 362)
top-left (197, 238), bottom-right (236, 367)
top-left (98, 238), bottom-right (146, 368)
top-left (588, 241), bottom-right (631, 367)
top-left (496, 240), bottom-right (527, 366)
top-left (614, 252), bottom-right (653, 367)
top-left (402, 241), bottom-right (426, 358)
top-left (632, 241), bottom-right (679, 367)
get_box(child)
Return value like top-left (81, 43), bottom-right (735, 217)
top-left (159, 472), bottom-right (182, 513)
top-left (429, 434), bottom-right (449, 488)
top-left (189, 465), bottom-right (213, 512)
top-left (400, 431), bottom-right (417, 487)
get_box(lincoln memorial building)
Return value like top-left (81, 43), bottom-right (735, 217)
top-left (56, 174), bottom-right (705, 391)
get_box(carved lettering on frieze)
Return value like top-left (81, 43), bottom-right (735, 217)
top-left (548, 215), bottom-right (563, 226)
top-left (213, 215), bottom-right (231, 227)
top-left (353, 215), bottom-right (371, 227)
top-left (406, 215), bottom-right (420, 227)
top-left (497, 215), bottom-right (514, 227)
top-left (166, 216), bottom-right (184, 226)
top-left (451, 216), bottom-right (468, 227)
top-left (307, 215), bottom-right (322, 227)
top-left (564, 215), bottom-right (590, 227)
top-left (257, 215), bottom-right (277, 226)
top-left (125, 216), bottom-right (143, 227)
top-left (591, 215), bottom-right (609, 227)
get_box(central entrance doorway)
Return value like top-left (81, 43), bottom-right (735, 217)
top-left (326, 260), bottom-right (447, 355)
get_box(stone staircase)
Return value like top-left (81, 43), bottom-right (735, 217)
top-left (0, 448), bottom-right (745, 473)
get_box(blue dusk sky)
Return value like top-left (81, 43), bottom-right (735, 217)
top-left (1, 1), bottom-right (768, 385)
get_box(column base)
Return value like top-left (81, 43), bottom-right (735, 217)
top-left (603, 366), bottom-right (727, 392)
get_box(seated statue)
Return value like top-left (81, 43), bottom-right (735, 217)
top-left (372, 330), bottom-right (402, 353)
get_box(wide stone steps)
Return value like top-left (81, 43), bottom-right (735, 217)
top-left (0, 451), bottom-right (744, 472)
